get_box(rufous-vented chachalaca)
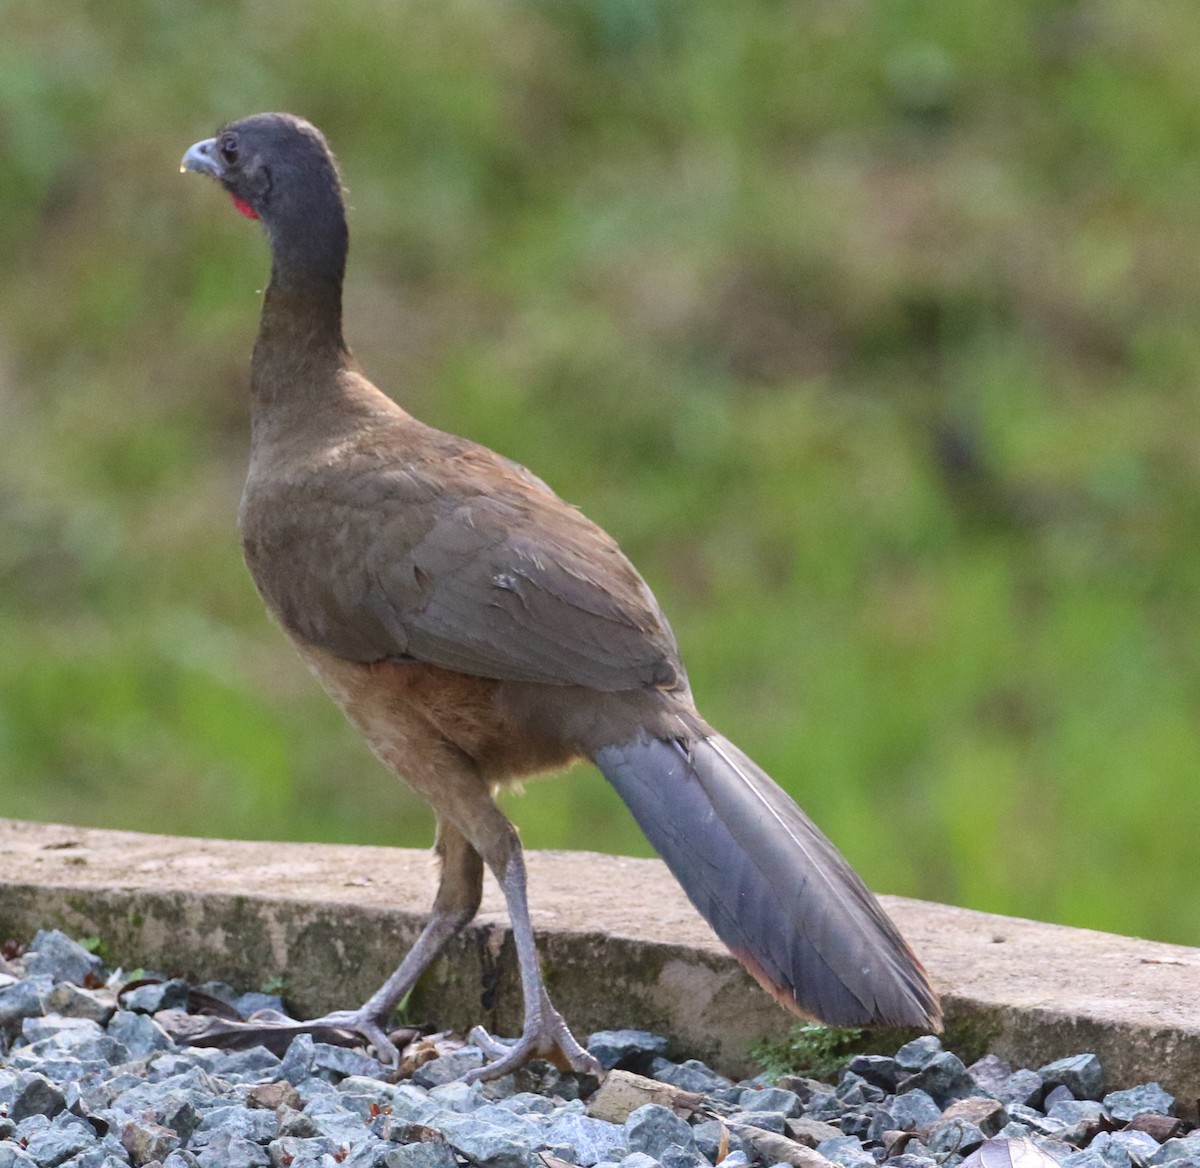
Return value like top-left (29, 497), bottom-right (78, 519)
top-left (181, 113), bottom-right (940, 1082)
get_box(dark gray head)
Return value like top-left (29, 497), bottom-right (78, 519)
top-left (182, 112), bottom-right (348, 287)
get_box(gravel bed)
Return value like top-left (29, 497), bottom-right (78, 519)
top-left (0, 930), bottom-right (1193, 1168)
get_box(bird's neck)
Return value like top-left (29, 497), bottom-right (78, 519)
top-left (250, 202), bottom-right (351, 411)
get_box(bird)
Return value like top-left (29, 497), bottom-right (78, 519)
top-left (180, 112), bottom-right (940, 1082)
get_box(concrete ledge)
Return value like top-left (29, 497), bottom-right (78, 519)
top-left (0, 818), bottom-right (1196, 1104)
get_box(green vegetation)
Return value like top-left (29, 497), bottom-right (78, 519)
top-left (260, 975), bottom-right (289, 998)
top-left (3, 1), bottom-right (1200, 946)
top-left (752, 1024), bottom-right (865, 1083)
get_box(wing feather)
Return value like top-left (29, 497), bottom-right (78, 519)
top-left (241, 429), bottom-right (684, 693)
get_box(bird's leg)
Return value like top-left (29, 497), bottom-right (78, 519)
top-left (361, 733), bottom-right (600, 1082)
top-left (214, 705), bottom-right (598, 1079)
top-left (459, 816), bottom-right (602, 1083)
top-left (304, 819), bottom-right (484, 1062)
top-left (189, 821), bottom-right (484, 1063)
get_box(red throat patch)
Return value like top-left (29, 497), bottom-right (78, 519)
top-left (230, 195), bottom-right (259, 220)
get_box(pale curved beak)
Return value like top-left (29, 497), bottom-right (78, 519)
top-left (180, 137), bottom-right (222, 178)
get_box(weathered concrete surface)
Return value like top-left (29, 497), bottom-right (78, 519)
top-left (0, 817), bottom-right (1196, 1104)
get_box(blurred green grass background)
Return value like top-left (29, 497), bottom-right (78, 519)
top-left (3, 0), bottom-right (1200, 946)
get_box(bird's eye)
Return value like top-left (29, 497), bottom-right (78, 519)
top-left (219, 135), bottom-right (239, 165)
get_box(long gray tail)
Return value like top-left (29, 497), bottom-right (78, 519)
top-left (593, 732), bottom-right (940, 1030)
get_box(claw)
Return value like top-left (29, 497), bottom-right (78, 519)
top-left (178, 1008), bottom-right (410, 1065)
top-left (462, 1011), bottom-right (602, 1083)
top-left (313, 1008), bottom-right (403, 1065)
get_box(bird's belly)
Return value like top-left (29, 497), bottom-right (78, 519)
top-left (292, 642), bottom-right (579, 791)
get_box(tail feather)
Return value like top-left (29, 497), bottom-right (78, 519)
top-left (593, 732), bottom-right (940, 1030)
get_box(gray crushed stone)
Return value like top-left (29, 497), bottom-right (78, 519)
top-left (0, 931), bottom-right (1189, 1168)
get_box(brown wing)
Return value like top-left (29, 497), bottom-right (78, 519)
top-left (241, 433), bottom-right (685, 694)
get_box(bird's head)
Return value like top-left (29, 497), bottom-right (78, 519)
top-left (182, 112), bottom-right (348, 284)
top-left (181, 112), bottom-right (342, 221)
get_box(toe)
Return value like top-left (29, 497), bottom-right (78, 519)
top-left (462, 1014), bottom-right (599, 1082)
